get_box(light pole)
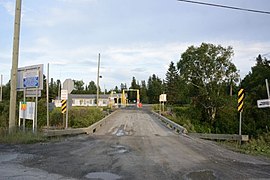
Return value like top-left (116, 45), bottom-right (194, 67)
top-left (96, 53), bottom-right (100, 107)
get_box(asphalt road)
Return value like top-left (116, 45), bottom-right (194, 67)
top-left (1, 109), bottom-right (270, 180)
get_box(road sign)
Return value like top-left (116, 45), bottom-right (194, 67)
top-left (257, 99), bottom-right (270, 108)
top-left (61, 100), bottom-right (67, 114)
top-left (61, 90), bottom-right (68, 100)
top-left (23, 69), bottom-right (39, 88)
top-left (63, 79), bottom-right (74, 94)
top-left (17, 64), bottom-right (44, 91)
top-left (238, 89), bottom-right (244, 112)
top-left (159, 94), bottom-right (167, 102)
top-left (26, 89), bottom-right (41, 97)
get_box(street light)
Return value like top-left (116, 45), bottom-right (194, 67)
top-left (96, 53), bottom-right (101, 107)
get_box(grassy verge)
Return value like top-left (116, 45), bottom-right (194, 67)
top-left (220, 133), bottom-right (270, 158)
top-left (0, 130), bottom-right (48, 144)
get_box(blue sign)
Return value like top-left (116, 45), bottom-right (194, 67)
top-left (23, 77), bottom-right (39, 88)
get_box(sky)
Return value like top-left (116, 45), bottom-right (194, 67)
top-left (1, 0), bottom-right (270, 91)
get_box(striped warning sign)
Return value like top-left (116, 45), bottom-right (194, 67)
top-left (61, 100), bottom-right (67, 114)
top-left (238, 89), bottom-right (244, 112)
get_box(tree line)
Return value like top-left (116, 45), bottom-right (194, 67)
top-left (1, 42), bottom-right (269, 137)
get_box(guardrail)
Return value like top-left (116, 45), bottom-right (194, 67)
top-left (189, 133), bottom-right (249, 141)
top-left (151, 111), bottom-right (187, 134)
top-left (43, 110), bottom-right (118, 137)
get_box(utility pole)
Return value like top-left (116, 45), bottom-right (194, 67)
top-left (9, 0), bottom-right (22, 133)
top-left (0, 74), bottom-right (2, 102)
top-left (96, 53), bottom-right (100, 107)
top-left (46, 63), bottom-right (49, 128)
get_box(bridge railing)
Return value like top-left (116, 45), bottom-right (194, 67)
top-left (151, 111), bottom-right (188, 134)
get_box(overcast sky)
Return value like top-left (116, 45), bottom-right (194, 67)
top-left (1, 0), bottom-right (270, 90)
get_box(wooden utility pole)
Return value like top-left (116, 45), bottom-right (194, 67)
top-left (9, 0), bottom-right (22, 133)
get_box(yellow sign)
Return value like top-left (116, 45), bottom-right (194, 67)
top-left (238, 89), bottom-right (244, 112)
top-left (61, 100), bottom-right (67, 114)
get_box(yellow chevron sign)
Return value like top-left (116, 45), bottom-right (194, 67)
top-left (61, 100), bottom-right (67, 114)
top-left (238, 89), bottom-right (244, 112)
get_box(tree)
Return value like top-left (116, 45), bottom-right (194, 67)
top-left (140, 80), bottom-right (149, 103)
top-left (177, 43), bottom-right (239, 124)
top-left (87, 81), bottom-right (97, 94)
top-left (147, 74), bottom-right (164, 104)
top-left (241, 55), bottom-right (270, 136)
top-left (165, 62), bottom-right (181, 104)
top-left (129, 77), bottom-right (140, 102)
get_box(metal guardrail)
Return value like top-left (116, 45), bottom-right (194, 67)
top-left (189, 133), bottom-right (249, 141)
top-left (43, 110), bottom-right (118, 137)
top-left (151, 111), bottom-right (188, 134)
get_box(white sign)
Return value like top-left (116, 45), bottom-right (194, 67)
top-left (26, 89), bottom-right (42, 98)
top-left (17, 64), bottom-right (44, 91)
top-left (257, 99), bottom-right (270, 108)
top-left (19, 102), bottom-right (35, 120)
top-left (63, 79), bottom-right (74, 93)
top-left (61, 90), bottom-right (68, 100)
top-left (23, 69), bottom-right (39, 88)
top-left (159, 94), bottom-right (167, 102)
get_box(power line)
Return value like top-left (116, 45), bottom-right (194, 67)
top-left (177, 0), bottom-right (270, 15)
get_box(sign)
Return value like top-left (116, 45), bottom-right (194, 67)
top-left (63, 79), bottom-right (74, 94)
top-left (17, 64), bottom-right (44, 91)
top-left (257, 99), bottom-right (270, 108)
top-left (21, 102), bottom-right (27, 111)
top-left (26, 89), bottom-right (42, 98)
top-left (23, 69), bottom-right (39, 88)
top-left (19, 102), bottom-right (35, 120)
top-left (61, 100), bottom-right (67, 114)
top-left (238, 89), bottom-right (244, 112)
top-left (61, 90), bottom-right (68, 100)
top-left (159, 94), bottom-right (167, 102)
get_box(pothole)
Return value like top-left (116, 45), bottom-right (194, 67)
top-left (107, 145), bottom-right (129, 155)
top-left (185, 170), bottom-right (216, 180)
top-left (85, 172), bottom-right (121, 180)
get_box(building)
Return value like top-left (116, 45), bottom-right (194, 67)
top-left (53, 93), bottom-right (123, 107)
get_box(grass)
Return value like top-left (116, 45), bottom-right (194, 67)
top-left (0, 129), bottom-right (49, 144)
top-left (220, 133), bottom-right (270, 158)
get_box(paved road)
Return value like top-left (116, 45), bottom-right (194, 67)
top-left (1, 109), bottom-right (270, 179)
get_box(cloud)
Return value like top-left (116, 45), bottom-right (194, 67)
top-left (0, 1), bottom-right (14, 16)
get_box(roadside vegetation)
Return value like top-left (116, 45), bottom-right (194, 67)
top-left (0, 43), bottom-right (269, 153)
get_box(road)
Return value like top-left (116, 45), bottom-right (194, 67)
top-left (0, 109), bottom-right (270, 179)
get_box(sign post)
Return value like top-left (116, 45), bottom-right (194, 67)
top-left (17, 64), bottom-right (43, 132)
top-left (238, 89), bottom-right (244, 143)
top-left (61, 79), bottom-right (74, 129)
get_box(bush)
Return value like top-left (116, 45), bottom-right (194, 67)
top-left (69, 107), bottom-right (105, 128)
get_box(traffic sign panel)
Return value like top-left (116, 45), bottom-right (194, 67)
top-left (61, 90), bottom-right (68, 100)
top-left (63, 79), bottom-right (74, 94)
top-left (257, 99), bottom-right (270, 108)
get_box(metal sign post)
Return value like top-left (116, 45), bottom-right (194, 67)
top-left (237, 89), bottom-right (244, 143)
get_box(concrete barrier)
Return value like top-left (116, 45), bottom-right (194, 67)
top-left (151, 111), bottom-right (187, 134)
top-left (44, 110), bottom-right (119, 137)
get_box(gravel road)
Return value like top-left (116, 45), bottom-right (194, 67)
top-left (0, 109), bottom-right (270, 180)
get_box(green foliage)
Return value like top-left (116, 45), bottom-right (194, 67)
top-left (241, 55), bottom-right (270, 136)
top-left (50, 108), bottom-right (63, 127)
top-left (69, 107), bottom-right (105, 128)
top-left (147, 74), bottom-right (164, 104)
top-left (177, 43), bottom-right (239, 124)
top-left (221, 133), bottom-right (270, 158)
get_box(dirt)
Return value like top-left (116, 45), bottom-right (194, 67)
top-left (0, 109), bottom-right (270, 179)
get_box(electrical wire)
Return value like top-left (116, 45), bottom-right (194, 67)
top-left (177, 0), bottom-right (270, 15)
